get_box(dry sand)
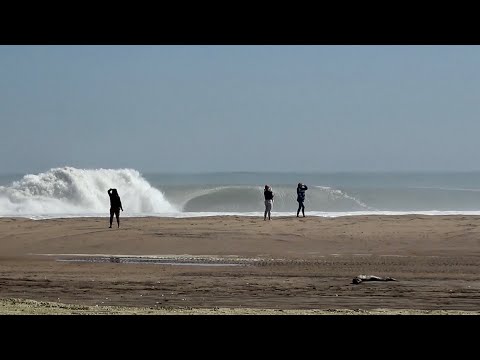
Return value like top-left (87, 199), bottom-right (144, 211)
top-left (0, 215), bottom-right (479, 314)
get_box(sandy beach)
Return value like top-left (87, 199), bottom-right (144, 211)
top-left (1, 215), bottom-right (480, 314)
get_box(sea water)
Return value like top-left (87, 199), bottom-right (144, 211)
top-left (2, 167), bottom-right (480, 219)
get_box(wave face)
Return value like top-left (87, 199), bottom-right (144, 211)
top-left (166, 185), bottom-right (373, 212)
top-left (159, 184), bottom-right (480, 213)
top-left (0, 167), bottom-right (176, 217)
top-left (152, 171), bottom-right (480, 215)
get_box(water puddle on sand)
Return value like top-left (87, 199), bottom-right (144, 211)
top-left (32, 253), bottom-right (285, 266)
top-left (56, 257), bottom-right (243, 266)
top-left (34, 254), bottom-right (251, 267)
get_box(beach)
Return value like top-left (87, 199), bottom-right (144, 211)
top-left (1, 215), bottom-right (480, 314)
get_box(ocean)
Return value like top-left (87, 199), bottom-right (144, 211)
top-left (2, 167), bottom-right (480, 219)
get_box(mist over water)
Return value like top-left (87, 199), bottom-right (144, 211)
top-left (2, 167), bottom-right (480, 219)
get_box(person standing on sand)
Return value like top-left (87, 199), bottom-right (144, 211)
top-left (108, 188), bottom-right (123, 228)
top-left (264, 185), bottom-right (274, 221)
top-left (296, 182), bottom-right (308, 217)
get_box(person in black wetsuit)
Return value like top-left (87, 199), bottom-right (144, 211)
top-left (264, 185), bottom-right (274, 221)
top-left (108, 188), bottom-right (123, 228)
top-left (296, 183), bottom-right (308, 217)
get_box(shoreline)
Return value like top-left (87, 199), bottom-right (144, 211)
top-left (6, 211), bottom-right (480, 221)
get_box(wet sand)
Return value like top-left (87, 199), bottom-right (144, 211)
top-left (0, 215), bottom-right (479, 314)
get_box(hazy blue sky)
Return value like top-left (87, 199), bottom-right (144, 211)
top-left (1, 45), bottom-right (479, 174)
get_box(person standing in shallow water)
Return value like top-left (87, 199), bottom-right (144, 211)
top-left (108, 188), bottom-right (123, 228)
top-left (296, 183), bottom-right (308, 217)
top-left (264, 185), bottom-right (274, 221)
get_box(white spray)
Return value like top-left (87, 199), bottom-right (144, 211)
top-left (0, 167), bottom-right (177, 217)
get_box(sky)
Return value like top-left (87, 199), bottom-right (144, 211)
top-left (1, 45), bottom-right (480, 174)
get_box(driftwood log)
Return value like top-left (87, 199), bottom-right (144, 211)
top-left (352, 275), bottom-right (397, 284)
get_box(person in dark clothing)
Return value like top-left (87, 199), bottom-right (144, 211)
top-left (296, 183), bottom-right (308, 217)
top-left (264, 185), bottom-right (274, 221)
top-left (108, 188), bottom-right (123, 228)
